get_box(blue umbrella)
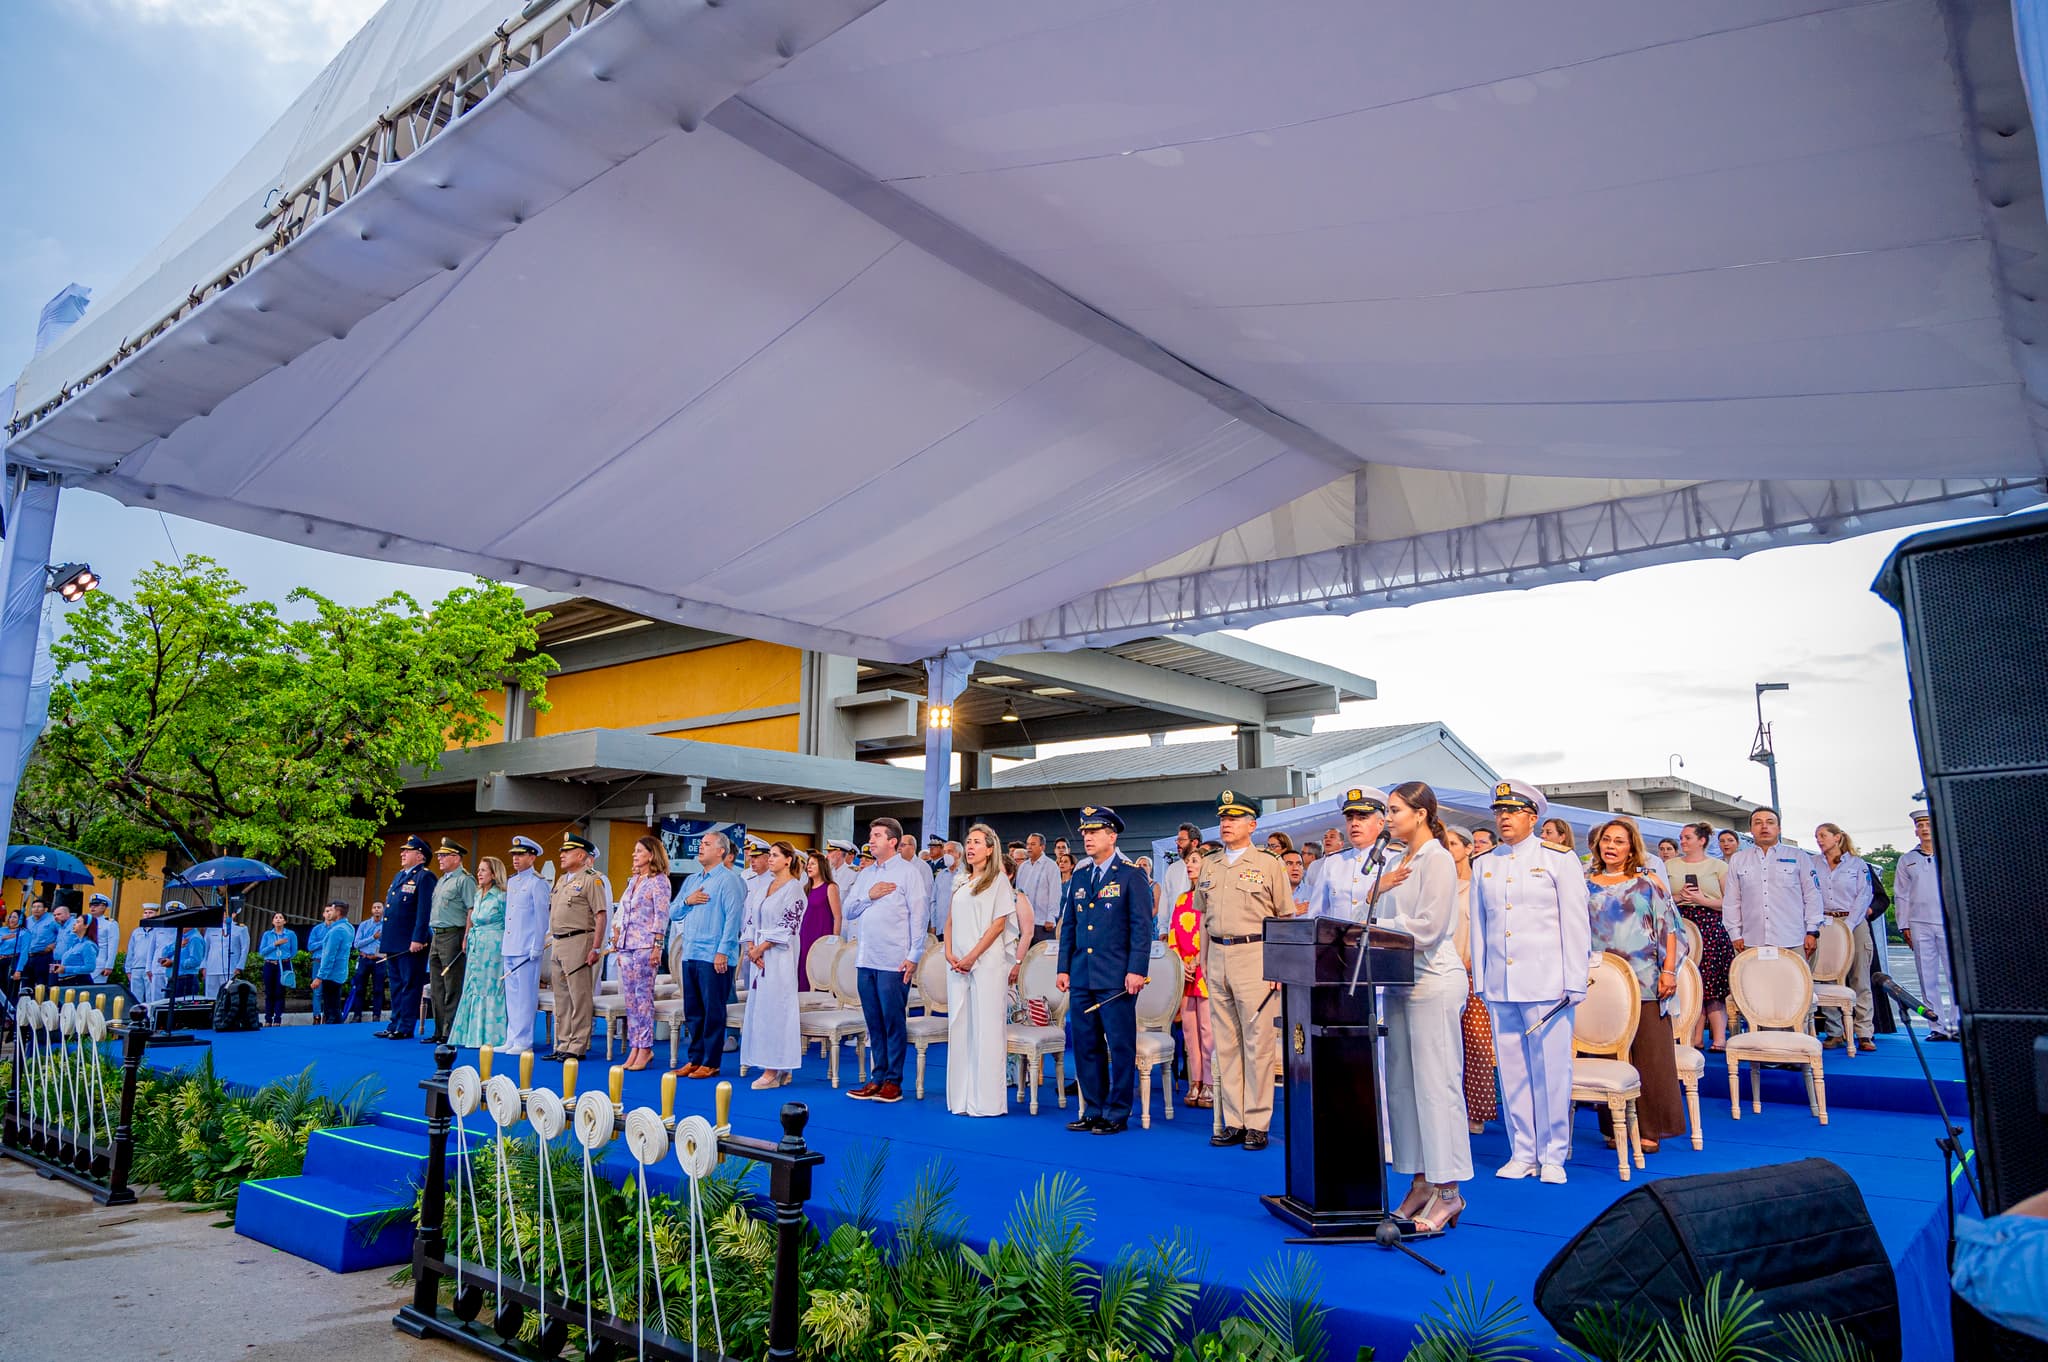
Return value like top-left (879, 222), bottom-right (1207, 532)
top-left (4, 844), bottom-right (95, 885)
top-left (170, 856), bottom-right (286, 889)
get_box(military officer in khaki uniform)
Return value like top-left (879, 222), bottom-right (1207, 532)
top-left (546, 831), bottom-right (610, 1061)
top-left (1203, 789), bottom-right (1290, 1151)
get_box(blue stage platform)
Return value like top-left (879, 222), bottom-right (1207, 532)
top-left (158, 1023), bottom-right (1971, 1361)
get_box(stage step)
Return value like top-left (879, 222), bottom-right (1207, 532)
top-left (234, 1174), bottom-right (416, 1272)
top-left (302, 1122), bottom-right (454, 1197)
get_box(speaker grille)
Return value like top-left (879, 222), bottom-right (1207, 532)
top-left (1941, 773), bottom-right (2048, 1015)
top-left (1964, 1017), bottom-right (2048, 1213)
top-left (1907, 529), bottom-right (2048, 775)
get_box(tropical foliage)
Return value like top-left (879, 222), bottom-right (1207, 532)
top-left (27, 555), bottom-right (553, 867)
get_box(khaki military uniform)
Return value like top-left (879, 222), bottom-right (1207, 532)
top-left (1202, 845), bottom-right (1289, 1133)
top-left (547, 867), bottom-right (608, 1055)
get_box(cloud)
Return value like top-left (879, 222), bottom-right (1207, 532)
top-left (91, 0), bottom-right (385, 66)
top-left (1493, 749), bottom-right (1566, 769)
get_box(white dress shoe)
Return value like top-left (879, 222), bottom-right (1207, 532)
top-left (1539, 1164), bottom-right (1568, 1185)
top-left (1495, 1160), bottom-right (1538, 1180)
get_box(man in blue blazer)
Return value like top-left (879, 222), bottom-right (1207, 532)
top-left (1056, 805), bottom-right (1155, 1135)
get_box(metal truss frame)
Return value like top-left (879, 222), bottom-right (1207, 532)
top-left (5, 0), bottom-right (622, 439)
top-left (963, 477), bottom-right (2048, 655)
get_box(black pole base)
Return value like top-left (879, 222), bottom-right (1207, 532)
top-left (0, 1141), bottom-right (137, 1206)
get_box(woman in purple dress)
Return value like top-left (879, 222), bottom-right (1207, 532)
top-left (797, 852), bottom-right (843, 990)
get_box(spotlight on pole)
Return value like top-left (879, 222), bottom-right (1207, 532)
top-left (45, 562), bottom-right (99, 602)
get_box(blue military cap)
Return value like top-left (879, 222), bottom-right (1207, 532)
top-left (1075, 804), bottom-right (1124, 833)
top-left (402, 834), bottom-right (431, 855)
top-left (1341, 786), bottom-right (1388, 817)
top-left (561, 831), bottom-right (597, 853)
top-left (1488, 779), bottom-right (1546, 820)
top-left (509, 835), bottom-right (543, 856)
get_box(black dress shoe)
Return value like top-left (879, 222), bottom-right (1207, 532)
top-left (1091, 1119), bottom-right (1129, 1135)
top-left (541, 1051), bottom-right (563, 1062)
top-left (370, 1028), bottom-right (393, 1038)
top-left (1066, 1116), bottom-right (1100, 1132)
top-left (1244, 1129), bottom-right (1270, 1151)
top-left (1211, 1127), bottom-right (1245, 1147)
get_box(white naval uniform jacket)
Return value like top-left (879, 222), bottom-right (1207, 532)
top-left (1470, 837), bottom-right (1592, 1005)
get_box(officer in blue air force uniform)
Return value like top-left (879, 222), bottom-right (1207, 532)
top-left (1056, 805), bottom-right (1155, 1135)
top-left (1470, 780), bottom-right (1591, 1185)
top-left (374, 835), bottom-right (438, 1039)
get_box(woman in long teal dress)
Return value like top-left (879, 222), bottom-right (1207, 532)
top-left (448, 856), bottom-right (509, 1048)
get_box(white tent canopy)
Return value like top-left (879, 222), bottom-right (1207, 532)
top-left (7, 0), bottom-right (2047, 663)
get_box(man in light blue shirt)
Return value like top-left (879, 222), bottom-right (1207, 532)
top-left (843, 817), bottom-right (930, 1104)
top-left (350, 905), bottom-right (386, 1021)
top-left (668, 830), bottom-right (744, 1078)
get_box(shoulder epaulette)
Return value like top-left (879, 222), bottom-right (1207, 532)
top-left (1540, 839), bottom-right (1571, 854)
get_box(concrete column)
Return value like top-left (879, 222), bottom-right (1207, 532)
top-left (0, 474), bottom-right (59, 863)
top-left (802, 652), bottom-right (860, 759)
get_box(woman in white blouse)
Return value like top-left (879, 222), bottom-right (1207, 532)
top-left (944, 823), bottom-right (1015, 1116)
top-left (1813, 822), bottom-right (1874, 1050)
top-left (1371, 780), bottom-right (1472, 1233)
top-left (740, 841), bottom-right (806, 1089)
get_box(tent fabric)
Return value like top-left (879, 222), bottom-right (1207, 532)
top-left (8, 0), bottom-right (2048, 663)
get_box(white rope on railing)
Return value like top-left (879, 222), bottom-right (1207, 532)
top-left (673, 1114), bottom-right (724, 1357)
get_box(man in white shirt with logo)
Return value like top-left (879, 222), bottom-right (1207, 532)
top-left (1470, 779), bottom-right (1591, 1185)
top-left (1721, 806), bottom-right (1824, 956)
top-left (1153, 824), bottom-right (1201, 938)
top-left (1014, 834), bottom-right (1063, 948)
top-left (1893, 806), bottom-right (1955, 1039)
top-left (843, 817), bottom-right (930, 1103)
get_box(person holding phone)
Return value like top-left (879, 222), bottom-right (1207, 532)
top-left (1666, 822), bottom-right (1733, 1050)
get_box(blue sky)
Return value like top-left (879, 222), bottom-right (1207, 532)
top-left (1, 0), bottom-right (1947, 848)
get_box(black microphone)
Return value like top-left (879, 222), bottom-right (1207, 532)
top-left (1871, 971), bottom-right (1940, 1023)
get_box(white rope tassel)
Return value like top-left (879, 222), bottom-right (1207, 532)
top-left (482, 1075), bottom-right (528, 1299)
top-left (673, 1115), bottom-right (723, 1357)
top-left (572, 1092), bottom-right (618, 1346)
top-left (525, 1087), bottom-right (570, 1323)
top-left (623, 1108), bottom-right (670, 1362)
top-left (447, 1067), bottom-right (483, 1297)
top-left (85, 1010), bottom-right (113, 1152)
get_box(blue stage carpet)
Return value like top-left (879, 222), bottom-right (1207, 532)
top-left (156, 1024), bottom-right (1969, 1362)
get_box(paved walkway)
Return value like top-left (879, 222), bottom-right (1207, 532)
top-left (0, 1162), bottom-right (464, 1361)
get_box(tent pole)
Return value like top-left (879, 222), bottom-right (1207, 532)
top-left (0, 472), bottom-right (60, 865)
top-left (919, 655), bottom-right (972, 845)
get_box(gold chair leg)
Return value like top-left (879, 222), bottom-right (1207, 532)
top-left (1728, 1060), bottom-right (1741, 1120)
top-left (1685, 1078), bottom-right (1702, 1150)
top-left (1813, 1063), bottom-right (1828, 1125)
top-left (1140, 1064), bottom-right (1151, 1130)
top-left (1630, 1100), bottom-right (1645, 1169)
top-left (1609, 1096), bottom-right (1630, 1180)
top-left (915, 1045), bottom-right (926, 1101)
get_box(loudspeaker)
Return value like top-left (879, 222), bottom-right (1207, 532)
top-left (1876, 510), bottom-right (2048, 1216)
top-left (1533, 1159), bottom-right (1900, 1359)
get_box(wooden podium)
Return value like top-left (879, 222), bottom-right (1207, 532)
top-left (1260, 915), bottom-right (1416, 1238)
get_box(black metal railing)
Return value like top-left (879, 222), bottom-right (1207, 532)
top-left (3, 986), bottom-right (148, 1206)
top-left (395, 1044), bottom-right (823, 1362)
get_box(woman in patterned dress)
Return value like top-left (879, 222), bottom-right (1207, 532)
top-left (611, 836), bottom-right (671, 1072)
top-left (448, 857), bottom-right (509, 1050)
top-left (1444, 826), bottom-right (1499, 1133)
top-left (1169, 844), bottom-right (1214, 1109)
top-left (1668, 821), bottom-right (1734, 1049)
top-left (1586, 819), bottom-right (1685, 1151)
top-left (741, 841), bottom-right (807, 1088)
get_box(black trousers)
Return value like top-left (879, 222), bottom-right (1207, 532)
top-left (262, 961), bottom-right (285, 1021)
top-left (351, 956), bottom-right (387, 1017)
top-left (319, 978), bottom-right (344, 1024)
top-left (389, 948), bottom-right (423, 1034)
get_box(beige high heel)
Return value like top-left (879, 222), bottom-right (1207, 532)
top-left (1414, 1186), bottom-right (1465, 1233)
top-left (1394, 1176), bottom-right (1433, 1220)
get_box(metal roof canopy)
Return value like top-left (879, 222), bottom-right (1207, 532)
top-left (5, 0), bottom-right (2046, 669)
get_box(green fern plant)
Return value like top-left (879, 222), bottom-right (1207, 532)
top-left (1405, 1278), bottom-right (1533, 1362)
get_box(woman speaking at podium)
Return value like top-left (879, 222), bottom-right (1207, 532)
top-left (1373, 781), bottom-right (1472, 1233)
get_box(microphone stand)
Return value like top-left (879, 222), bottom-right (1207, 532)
top-left (1887, 978), bottom-right (1981, 1267)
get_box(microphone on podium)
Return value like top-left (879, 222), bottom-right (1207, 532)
top-left (1870, 971), bottom-right (1940, 1024)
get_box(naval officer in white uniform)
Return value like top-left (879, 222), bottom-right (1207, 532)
top-left (1894, 807), bottom-right (1956, 1039)
top-left (1470, 779), bottom-right (1591, 1185)
top-left (1308, 787), bottom-right (1392, 922)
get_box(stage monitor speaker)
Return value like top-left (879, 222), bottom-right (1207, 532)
top-left (1876, 510), bottom-right (2048, 1217)
top-left (1533, 1159), bottom-right (1899, 1359)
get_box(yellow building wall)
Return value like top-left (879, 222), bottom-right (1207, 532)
top-left (656, 715), bottom-right (800, 751)
top-left (4, 850), bottom-right (167, 952)
top-left (447, 688), bottom-right (507, 749)
top-left (534, 641), bottom-right (800, 745)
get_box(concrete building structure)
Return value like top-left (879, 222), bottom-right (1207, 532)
top-left (1536, 776), bottom-right (1755, 833)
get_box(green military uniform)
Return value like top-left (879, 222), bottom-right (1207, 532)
top-left (427, 839), bottom-right (477, 1039)
top-left (547, 833), bottom-right (609, 1058)
top-left (1201, 791), bottom-right (1290, 1139)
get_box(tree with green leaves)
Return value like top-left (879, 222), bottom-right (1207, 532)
top-left (24, 555), bottom-right (552, 868)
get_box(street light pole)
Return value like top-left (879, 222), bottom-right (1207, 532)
top-left (1750, 682), bottom-right (1790, 812)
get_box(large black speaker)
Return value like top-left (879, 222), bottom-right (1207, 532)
top-left (1876, 510), bottom-right (2048, 1218)
top-left (1533, 1158), bottom-right (1900, 1359)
